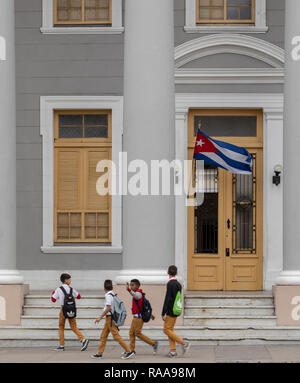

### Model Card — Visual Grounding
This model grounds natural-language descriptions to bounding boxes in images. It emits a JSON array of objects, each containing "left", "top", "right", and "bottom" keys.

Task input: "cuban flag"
[{"left": 193, "top": 130, "right": 252, "bottom": 175}]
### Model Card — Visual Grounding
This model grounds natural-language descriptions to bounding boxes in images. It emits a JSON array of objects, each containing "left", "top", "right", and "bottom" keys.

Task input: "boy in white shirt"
[
  {"left": 51, "top": 273, "right": 89, "bottom": 352},
  {"left": 91, "top": 279, "right": 134, "bottom": 360}
]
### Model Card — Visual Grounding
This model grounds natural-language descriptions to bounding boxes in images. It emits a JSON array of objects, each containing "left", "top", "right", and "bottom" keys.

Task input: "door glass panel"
[
  {"left": 232, "top": 154, "right": 256, "bottom": 253},
  {"left": 194, "top": 116, "right": 257, "bottom": 137},
  {"left": 194, "top": 163, "right": 218, "bottom": 254}
]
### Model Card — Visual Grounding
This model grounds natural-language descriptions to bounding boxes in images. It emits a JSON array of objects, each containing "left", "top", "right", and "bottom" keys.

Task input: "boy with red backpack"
[{"left": 126, "top": 279, "right": 158, "bottom": 355}]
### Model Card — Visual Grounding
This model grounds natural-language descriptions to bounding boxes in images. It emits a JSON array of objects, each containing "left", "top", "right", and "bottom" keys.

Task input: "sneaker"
[
  {"left": 167, "top": 351, "right": 177, "bottom": 358},
  {"left": 54, "top": 346, "right": 65, "bottom": 351},
  {"left": 121, "top": 351, "right": 135, "bottom": 356},
  {"left": 181, "top": 341, "right": 190, "bottom": 355},
  {"left": 153, "top": 341, "right": 159, "bottom": 354},
  {"left": 121, "top": 351, "right": 135, "bottom": 360},
  {"left": 91, "top": 354, "right": 103, "bottom": 359},
  {"left": 81, "top": 339, "right": 89, "bottom": 351}
]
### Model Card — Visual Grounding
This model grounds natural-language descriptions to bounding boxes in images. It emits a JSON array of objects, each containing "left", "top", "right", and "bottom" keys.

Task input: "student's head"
[
  {"left": 104, "top": 279, "right": 113, "bottom": 292},
  {"left": 168, "top": 265, "right": 177, "bottom": 278},
  {"left": 60, "top": 273, "right": 71, "bottom": 285},
  {"left": 130, "top": 279, "right": 141, "bottom": 292}
]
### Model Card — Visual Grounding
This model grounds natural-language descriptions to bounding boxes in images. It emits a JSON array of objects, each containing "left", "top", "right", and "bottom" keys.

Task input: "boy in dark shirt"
[{"left": 162, "top": 265, "right": 190, "bottom": 358}]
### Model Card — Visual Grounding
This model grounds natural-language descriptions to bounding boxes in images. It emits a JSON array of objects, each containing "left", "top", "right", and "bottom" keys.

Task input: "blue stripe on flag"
[
  {"left": 193, "top": 153, "right": 228, "bottom": 171},
  {"left": 200, "top": 131, "right": 251, "bottom": 158},
  {"left": 216, "top": 149, "right": 252, "bottom": 172}
]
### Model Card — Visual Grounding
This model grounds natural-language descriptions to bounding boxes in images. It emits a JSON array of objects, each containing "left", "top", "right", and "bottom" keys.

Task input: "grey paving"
[{"left": 1, "top": 345, "right": 300, "bottom": 363}]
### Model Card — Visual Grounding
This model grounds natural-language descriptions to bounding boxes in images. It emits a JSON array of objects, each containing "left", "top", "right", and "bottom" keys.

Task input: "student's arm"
[
  {"left": 95, "top": 305, "right": 111, "bottom": 323},
  {"left": 51, "top": 289, "right": 58, "bottom": 303},
  {"left": 130, "top": 291, "right": 142, "bottom": 300},
  {"left": 162, "top": 283, "right": 171, "bottom": 318},
  {"left": 73, "top": 288, "right": 81, "bottom": 300}
]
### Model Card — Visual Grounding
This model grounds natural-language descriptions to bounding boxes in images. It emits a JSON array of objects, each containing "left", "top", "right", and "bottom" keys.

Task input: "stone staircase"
[{"left": 1, "top": 292, "right": 300, "bottom": 347}]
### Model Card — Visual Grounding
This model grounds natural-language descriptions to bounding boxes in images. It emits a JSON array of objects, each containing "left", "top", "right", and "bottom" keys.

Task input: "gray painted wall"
[{"left": 15, "top": 0, "right": 285, "bottom": 270}]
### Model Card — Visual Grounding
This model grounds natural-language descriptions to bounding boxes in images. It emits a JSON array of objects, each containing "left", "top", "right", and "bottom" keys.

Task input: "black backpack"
[
  {"left": 135, "top": 294, "right": 152, "bottom": 323},
  {"left": 60, "top": 286, "right": 77, "bottom": 319}
]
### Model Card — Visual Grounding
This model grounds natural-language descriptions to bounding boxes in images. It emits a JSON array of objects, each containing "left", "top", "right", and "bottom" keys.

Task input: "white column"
[
  {"left": 0, "top": 0, "right": 23, "bottom": 284},
  {"left": 118, "top": 0, "right": 175, "bottom": 284},
  {"left": 263, "top": 111, "right": 283, "bottom": 289},
  {"left": 277, "top": 0, "right": 300, "bottom": 285}
]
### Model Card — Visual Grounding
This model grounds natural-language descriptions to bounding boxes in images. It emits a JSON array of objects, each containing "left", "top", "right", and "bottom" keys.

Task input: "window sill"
[
  {"left": 184, "top": 25, "right": 268, "bottom": 34},
  {"left": 40, "top": 27, "right": 124, "bottom": 35},
  {"left": 41, "top": 246, "right": 123, "bottom": 254}
]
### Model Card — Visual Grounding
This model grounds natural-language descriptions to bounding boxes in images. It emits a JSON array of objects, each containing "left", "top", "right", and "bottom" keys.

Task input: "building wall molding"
[
  {"left": 40, "top": 0, "right": 124, "bottom": 35},
  {"left": 22, "top": 269, "right": 120, "bottom": 290},
  {"left": 184, "top": 0, "right": 268, "bottom": 34},
  {"left": 175, "top": 34, "right": 285, "bottom": 69},
  {"left": 175, "top": 93, "right": 284, "bottom": 290},
  {"left": 40, "top": 95, "right": 123, "bottom": 254},
  {"left": 175, "top": 68, "right": 284, "bottom": 85}
]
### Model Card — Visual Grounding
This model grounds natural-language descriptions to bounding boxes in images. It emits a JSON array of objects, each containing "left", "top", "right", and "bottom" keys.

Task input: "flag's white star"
[{"left": 196, "top": 139, "right": 205, "bottom": 147}]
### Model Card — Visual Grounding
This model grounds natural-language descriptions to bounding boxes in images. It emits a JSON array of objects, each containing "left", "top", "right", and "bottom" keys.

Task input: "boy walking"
[
  {"left": 162, "top": 265, "right": 190, "bottom": 358},
  {"left": 91, "top": 279, "right": 134, "bottom": 360},
  {"left": 51, "top": 273, "right": 89, "bottom": 352},
  {"left": 126, "top": 279, "right": 158, "bottom": 355}
]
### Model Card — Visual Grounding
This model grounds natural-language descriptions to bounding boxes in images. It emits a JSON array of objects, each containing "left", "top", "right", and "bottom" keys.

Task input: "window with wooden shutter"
[
  {"left": 54, "top": 0, "right": 112, "bottom": 26},
  {"left": 54, "top": 110, "right": 111, "bottom": 243},
  {"left": 196, "top": 0, "right": 255, "bottom": 24}
]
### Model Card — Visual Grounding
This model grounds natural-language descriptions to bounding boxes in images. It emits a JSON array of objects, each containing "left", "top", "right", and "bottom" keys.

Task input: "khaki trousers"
[
  {"left": 59, "top": 309, "right": 84, "bottom": 346},
  {"left": 129, "top": 317, "right": 155, "bottom": 351},
  {"left": 98, "top": 316, "right": 130, "bottom": 355},
  {"left": 163, "top": 315, "right": 184, "bottom": 351}
]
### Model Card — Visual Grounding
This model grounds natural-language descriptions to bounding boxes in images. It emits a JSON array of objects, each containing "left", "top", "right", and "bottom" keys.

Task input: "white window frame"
[
  {"left": 40, "top": 96, "right": 123, "bottom": 254},
  {"left": 184, "top": 0, "right": 268, "bottom": 33},
  {"left": 41, "top": 0, "right": 124, "bottom": 35}
]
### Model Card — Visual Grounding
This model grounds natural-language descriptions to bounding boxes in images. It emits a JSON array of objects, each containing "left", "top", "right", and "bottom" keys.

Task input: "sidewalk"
[{"left": 1, "top": 345, "right": 300, "bottom": 363}]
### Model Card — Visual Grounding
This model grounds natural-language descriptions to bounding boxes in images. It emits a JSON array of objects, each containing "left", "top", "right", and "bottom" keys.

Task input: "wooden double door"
[{"left": 187, "top": 109, "right": 263, "bottom": 291}]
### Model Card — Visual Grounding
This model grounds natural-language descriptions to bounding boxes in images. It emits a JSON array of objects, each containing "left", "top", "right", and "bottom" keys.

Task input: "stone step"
[
  {"left": 25, "top": 296, "right": 105, "bottom": 307},
  {"left": 23, "top": 306, "right": 103, "bottom": 317},
  {"left": 184, "top": 296, "right": 274, "bottom": 307},
  {"left": 184, "top": 316, "right": 277, "bottom": 326},
  {"left": 2, "top": 325, "right": 300, "bottom": 342},
  {"left": 184, "top": 306, "right": 275, "bottom": 316}
]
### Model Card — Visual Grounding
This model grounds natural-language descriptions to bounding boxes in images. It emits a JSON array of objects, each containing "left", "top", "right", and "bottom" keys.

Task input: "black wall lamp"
[{"left": 273, "top": 165, "right": 283, "bottom": 186}]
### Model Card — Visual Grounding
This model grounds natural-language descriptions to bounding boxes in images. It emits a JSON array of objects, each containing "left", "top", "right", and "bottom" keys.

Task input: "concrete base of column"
[
  {"left": 0, "top": 284, "right": 29, "bottom": 325},
  {"left": 0, "top": 270, "right": 24, "bottom": 284},
  {"left": 273, "top": 285, "right": 300, "bottom": 326}
]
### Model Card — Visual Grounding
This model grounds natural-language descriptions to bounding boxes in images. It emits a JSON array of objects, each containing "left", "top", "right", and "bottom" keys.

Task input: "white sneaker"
[{"left": 181, "top": 341, "right": 191, "bottom": 355}]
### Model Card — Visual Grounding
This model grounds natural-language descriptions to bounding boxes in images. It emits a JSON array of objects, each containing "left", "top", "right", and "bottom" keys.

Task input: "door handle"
[
  {"left": 227, "top": 219, "right": 231, "bottom": 229},
  {"left": 226, "top": 248, "right": 230, "bottom": 257}
]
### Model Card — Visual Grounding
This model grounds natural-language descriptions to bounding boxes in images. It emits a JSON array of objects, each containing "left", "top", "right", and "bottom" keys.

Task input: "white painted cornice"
[
  {"left": 175, "top": 34, "right": 285, "bottom": 69},
  {"left": 175, "top": 68, "right": 284, "bottom": 85}
]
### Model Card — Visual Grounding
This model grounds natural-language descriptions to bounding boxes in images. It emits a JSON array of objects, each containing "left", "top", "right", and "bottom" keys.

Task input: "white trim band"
[
  {"left": 0, "top": 270, "right": 24, "bottom": 285},
  {"left": 115, "top": 270, "right": 169, "bottom": 285},
  {"left": 276, "top": 271, "right": 300, "bottom": 286},
  {"left": 41, "top": 246, "right": 123, "bottom": 254}
]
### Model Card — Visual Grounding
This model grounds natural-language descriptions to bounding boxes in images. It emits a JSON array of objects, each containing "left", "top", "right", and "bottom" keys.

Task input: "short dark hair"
[
  {"left": 168, "top": 265, "right": 177, "bottom": 277},
  {"left": 60, "top": 273, "right": 71, "bottom": 283},
  {"left": 130, "top": 279, "right": 140, "bottom": 287},
  {"left": 104, "top": 279, "right": 113, "bottom": 291}
]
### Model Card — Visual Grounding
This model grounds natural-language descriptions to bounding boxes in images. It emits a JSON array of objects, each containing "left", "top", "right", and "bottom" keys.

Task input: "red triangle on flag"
[{"left": 194, "top": 131, "right": 218, "bottom": 154}]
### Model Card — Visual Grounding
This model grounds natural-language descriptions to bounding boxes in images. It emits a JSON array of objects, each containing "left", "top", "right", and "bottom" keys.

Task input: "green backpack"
[{"left": 173, "top": 290, "right": 183, "bottom": 316}]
